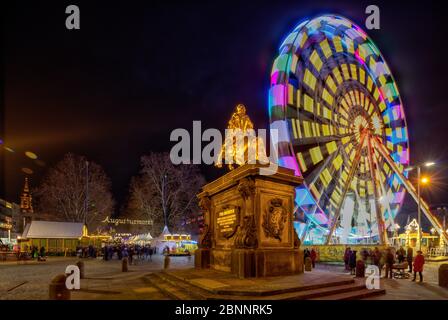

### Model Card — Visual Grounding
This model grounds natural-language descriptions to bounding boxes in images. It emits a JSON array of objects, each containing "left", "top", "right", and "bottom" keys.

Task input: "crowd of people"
[
  {"left": 304, "top": 246, "right": 426, "bottom": 283},
  {"left": 102, "top": 244, "right": 157, "bottom": 264},
  {"left": 29, "top": 245, "right": 46, "bottom": 260},
  {"left": 342, "top": 246, "right": 425, "bottom": 282}
]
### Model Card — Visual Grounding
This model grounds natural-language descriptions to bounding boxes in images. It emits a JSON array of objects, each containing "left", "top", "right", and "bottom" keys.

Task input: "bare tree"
[
  {"left": 35, "top": 153, "right": 114, "bottom": 230},
  {"left": 124, "top": 152, "right": 205, "bottom": 236}
]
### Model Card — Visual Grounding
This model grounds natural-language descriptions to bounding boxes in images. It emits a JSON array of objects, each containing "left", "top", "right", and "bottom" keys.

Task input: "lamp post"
[
  {"left": 417, "top": 165, "right": 421, "bottom": 251},
  {"left": 85, "top": 161, "right": 89, "bottom": 225},
  {"left": 405, "top": 161, "right": 435, "bottom": 251}
]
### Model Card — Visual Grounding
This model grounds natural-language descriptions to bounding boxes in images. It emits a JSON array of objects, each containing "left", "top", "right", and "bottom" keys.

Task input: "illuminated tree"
[
  {"left": 35, "top": 153, "right": 114, "bottom": 230},
  {"left": 124, "top": 152, "right": 205, "bottom": 236}
]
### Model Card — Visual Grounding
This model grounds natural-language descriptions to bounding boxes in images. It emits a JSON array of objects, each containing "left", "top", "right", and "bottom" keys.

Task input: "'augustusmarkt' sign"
[{"left": 102, "top": 216, "right": 153, "bottom": 226}]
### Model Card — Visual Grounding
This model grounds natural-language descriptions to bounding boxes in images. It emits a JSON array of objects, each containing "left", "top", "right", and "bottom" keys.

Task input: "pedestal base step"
[{"left": 144, "top": 268, "right": 385, "bottom": 300}]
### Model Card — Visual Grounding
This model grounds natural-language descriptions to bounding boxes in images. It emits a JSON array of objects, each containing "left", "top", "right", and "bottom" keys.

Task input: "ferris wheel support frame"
[
  {"left": 366, "top": 133, "right": 388, "bottom": 245},
  {"left": 325, "top": 131, "right": 367, "bottom": 245},
  {"left": 371, "top": 136, "right": 448, "bottom": 245}
]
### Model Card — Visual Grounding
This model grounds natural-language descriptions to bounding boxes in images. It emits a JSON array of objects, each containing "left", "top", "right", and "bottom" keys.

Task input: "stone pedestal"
[
  {"left": 194, "top": 248, "right": 210, "bottom": 269},
  {"left": 196, "top": 164, "right": 304, "bottom": 278}
]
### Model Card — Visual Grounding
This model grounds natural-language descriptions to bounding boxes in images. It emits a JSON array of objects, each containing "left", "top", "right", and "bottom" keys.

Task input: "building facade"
[{"left": 0, "top": 199, "right": 19, "bottom": 241}]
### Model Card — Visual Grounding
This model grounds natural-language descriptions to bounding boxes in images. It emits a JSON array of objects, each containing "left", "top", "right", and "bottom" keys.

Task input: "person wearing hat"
[{"left": 412, "top": 250, "right": 425, "bottom": 282}]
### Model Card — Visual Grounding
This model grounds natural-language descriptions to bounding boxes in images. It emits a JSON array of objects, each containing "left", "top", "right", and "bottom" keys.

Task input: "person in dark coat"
[
  {"left": 149, "top": 247, "right": 153, "bottom": 261},
  {"left": 39, "top": 246, "right": 46, "bottom": 258},
  {"left": 344, "top": 247, "right": 351, "bottom": 271},
  {"left": 129, "top": 247, "right": 134, "bottom": 265},
  {"left": 397, "top": 246, "right": 405, "bottom": 263},
  {"left": 407, "top": 247, "right": 413, "bottom": 273},
  {"left": 373, "top": 247, "right": 381, "bottom": 272},
  {"left": 349, "top": 250, "right": 357, "bottom": 275},
  {"left": 385, "top": 248, "right": 395, "bottom": 279}
]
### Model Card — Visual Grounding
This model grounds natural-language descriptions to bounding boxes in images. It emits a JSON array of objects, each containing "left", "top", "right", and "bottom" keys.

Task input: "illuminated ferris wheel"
[{"left": 268, "top": 15, "right": 448, "bottom": 245}]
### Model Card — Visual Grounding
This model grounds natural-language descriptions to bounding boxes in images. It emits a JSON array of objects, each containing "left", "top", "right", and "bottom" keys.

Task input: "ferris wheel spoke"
[
  {"left": 325, "top": 132, "right": 367, "bottom": 244},
  {"left": 371, "top": 136, "right": 448, "bottom": 245},
  {"left": 291, "top": 134, "right": 351, "bottom": 147},
  {"left": 366, "top": 135, "right": 388, "bottom": 244},
  {"left": 370, "top": 143, "right": 395, "bottom": 230},
  {"left": 305, "top": 146, "right": 340, "bottom": 186}
]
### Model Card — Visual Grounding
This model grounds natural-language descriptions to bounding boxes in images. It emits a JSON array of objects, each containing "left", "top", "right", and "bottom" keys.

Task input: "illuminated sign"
[
  {"left": 102, "top": 216, "right": 153, "bottom": 226},
  {"left": 216, "top": 206, "right": 239, "bottom": 238}
]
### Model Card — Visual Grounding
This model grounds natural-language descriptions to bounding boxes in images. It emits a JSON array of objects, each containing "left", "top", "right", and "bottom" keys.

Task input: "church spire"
[{"left": 20, "top": 177, "right": 34, "bottom": 214}]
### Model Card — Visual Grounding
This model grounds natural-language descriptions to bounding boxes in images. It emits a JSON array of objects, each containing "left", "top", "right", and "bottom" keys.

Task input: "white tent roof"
[
  {"left": 131, "top": 232, "right": 153, "bottom": 241},
  {"left": 160, "top": 225, "right": 171, "bottom": 236},
  {"left": 22, "top": 221, "right": 85, "bottom": 239}
]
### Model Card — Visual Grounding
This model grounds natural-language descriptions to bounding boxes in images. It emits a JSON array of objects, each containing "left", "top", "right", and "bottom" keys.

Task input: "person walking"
[
  {"left": 344, "top": 247, "right": 351, "bottom": 271},
  {"left": 412, "top": 250, "right": 425, "bottom": 282},
  {"left": 310, "top": 248, "right": 317, "bottom": 268},
  {"left": 149, "top": 247, "right": 153, "bottom": 261},
  {"left": 129, "top": 246, "right": 134, "bottom": 265},
  {"left": 397, "top": 246, "right": 405, "bottom": 263},
  {"left": 385, "top": 248, "right": 395, "bottom": 279},
  {"left": 407, "top": 247, "right": 413, "bottom": 273},
  {"left": 349, "top": 250, "right": 357, "bottom": 275},
  {"left": 39, "top": 246, "right": 46, "bottom": 258},
  {"left": 373, "top": 247, "right": 381, "bottom": 276}
]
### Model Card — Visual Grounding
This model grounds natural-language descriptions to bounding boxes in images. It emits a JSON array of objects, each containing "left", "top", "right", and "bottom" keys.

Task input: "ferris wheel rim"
[{"left": 269, "top": 14, "right": 410, "bottom": 243}]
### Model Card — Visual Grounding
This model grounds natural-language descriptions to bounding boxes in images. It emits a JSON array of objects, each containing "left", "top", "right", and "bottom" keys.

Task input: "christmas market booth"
[
  {"left": 152, "top": 226, "right": 197, "bottom": 256},
  {"left": 390, "top": 218, "right": 441, "bottom": 254},
  {"left": 19, "top": 221, "right": 111, "bottom": 256},
  {"left": 162, "top": 233, "right": 198, "bottom": 256}
]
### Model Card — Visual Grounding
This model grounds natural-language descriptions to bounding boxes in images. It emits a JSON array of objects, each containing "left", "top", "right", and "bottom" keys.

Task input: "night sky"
[{"left": 2, "top": 0, "right": 448, "bottom": 226}]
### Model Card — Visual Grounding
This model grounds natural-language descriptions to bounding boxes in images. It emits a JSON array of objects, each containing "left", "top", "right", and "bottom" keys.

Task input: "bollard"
[
  {"left": 49, "top": 274, "right": 70, "bottom": 300},
  {"left": 439, "top": 264, "right": 448, "bottom": 288},
  {"left": 76, "top": 261, "right": 85, "bottom": 279},
  {"left": 304, "top": 257, "right": 312, "bottom": 271},
  {"left": 164, "top": 255, "right": 170, "bottom": 269},
  {"left": 122, "top": 257, "right": 128, "bottom": 272},
  {"left": 355, "top": 260, "right": 365, "bottom": 278}
]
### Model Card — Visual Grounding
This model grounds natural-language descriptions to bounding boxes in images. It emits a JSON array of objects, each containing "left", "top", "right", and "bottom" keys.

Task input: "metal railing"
[{"left": 428, "top": 247, "right": 448, "bottom": 257}]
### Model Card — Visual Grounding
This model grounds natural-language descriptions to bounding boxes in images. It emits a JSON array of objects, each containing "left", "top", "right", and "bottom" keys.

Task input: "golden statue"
[{"left": 216, "top": 104, "right": 267, "bottom": 170}]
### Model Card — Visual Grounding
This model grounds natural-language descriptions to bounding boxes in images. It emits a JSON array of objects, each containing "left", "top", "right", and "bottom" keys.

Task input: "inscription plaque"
[{"left": 216, "top": 206, "right": 239, "bottom": 238}]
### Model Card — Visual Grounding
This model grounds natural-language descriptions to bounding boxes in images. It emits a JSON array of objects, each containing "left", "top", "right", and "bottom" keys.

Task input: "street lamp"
[{"left": 405, "top": 161, "right": 435, "bottom": 251}]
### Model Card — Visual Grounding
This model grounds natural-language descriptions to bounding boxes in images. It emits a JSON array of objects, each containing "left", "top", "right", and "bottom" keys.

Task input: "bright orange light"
[{"left": 421, "top": 176, "right": 430, "bottom": 185}]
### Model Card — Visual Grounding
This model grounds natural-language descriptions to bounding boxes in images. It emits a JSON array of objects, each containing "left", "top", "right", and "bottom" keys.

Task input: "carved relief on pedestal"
[
  {"left": 233, "top": 177, "right": 258, "bottom": 248},
  {"left": 234, "top": 214, "right": 258, "bottom": 249},
  {"left": 198, "top": 194, "right": 212, "bottom": 249},
  {"left": 237, "top": 177, "right": 255, "bottom": 200},
  {"left": 262, "top": 198, "right": 287, "bottom": 241}
]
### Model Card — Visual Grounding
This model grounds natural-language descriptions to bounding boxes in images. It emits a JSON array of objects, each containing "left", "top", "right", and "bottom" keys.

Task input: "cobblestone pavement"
[
  {"left": 315, "top": 262, "right": 448, "bottom": 300},
  {"left": 2, "top": 256, "right": 447, "bottom": 300},
  {"left": 0, "top": 254, "right": 193, "bottom": 300}
]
